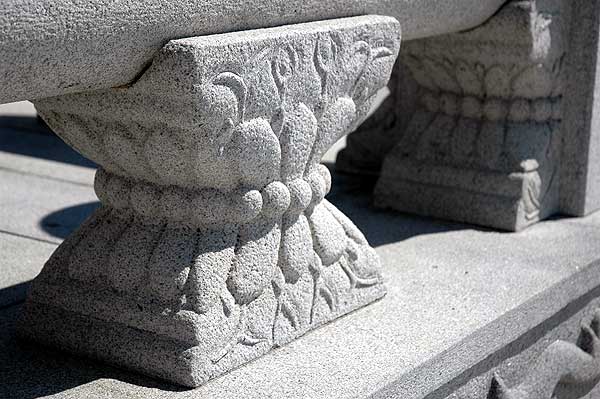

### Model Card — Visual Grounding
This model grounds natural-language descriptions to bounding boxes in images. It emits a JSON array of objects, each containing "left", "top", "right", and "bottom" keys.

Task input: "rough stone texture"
[
  {"left": 0, "top": 168, "right": 97, "bottom": 244},
  {"left": 340, "top": 0, "right": 571, "bottom": 231},
  {"left": 560, "top": 0, "right": 600, "bottom": 218},
  {"left": 379, "top": 259, "right": 600, "bottom": 399},
  {"left": 4, "top": 108, "right": 600, "bottom": 397},
  {"left": 17, "top": 16, "right": 401, "bottom": 387},
  {"left": 0, "top": 0, "right": 506, "bottom": 104},
  {"left": 3, "top": 114, "right": 600, "bottom": 396}
]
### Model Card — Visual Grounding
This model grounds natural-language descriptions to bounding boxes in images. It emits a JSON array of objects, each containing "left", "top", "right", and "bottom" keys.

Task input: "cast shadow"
[
  {"left": 40, "top": 202, "right": 101, "bottom": 239},
  {"left": 323, "top": 162, "right": 489, "bottom": 246},
  {"left": 0, "top": 117, "right": 96, "bottom": 168}
]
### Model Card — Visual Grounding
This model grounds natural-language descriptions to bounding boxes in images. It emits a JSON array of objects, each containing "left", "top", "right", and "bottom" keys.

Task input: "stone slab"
[
  {"left": 0, "top": 1, "right": 506, "bottom": 103},
  {"left": 3, "top": 167, "right": 600, "bottom": 397}
]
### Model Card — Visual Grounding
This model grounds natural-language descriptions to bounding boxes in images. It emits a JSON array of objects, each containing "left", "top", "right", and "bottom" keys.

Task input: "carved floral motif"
[
  {"left": 489, "top": 309, "right": 600, "bottom": 399},
  {"left": 22, "top": 16, "right": 401, "bottom": 386}
]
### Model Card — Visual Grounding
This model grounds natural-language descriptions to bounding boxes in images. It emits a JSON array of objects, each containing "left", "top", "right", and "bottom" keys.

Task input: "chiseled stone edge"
[{"left": 489, "top": 311, "right": 600, "bottom": 399}]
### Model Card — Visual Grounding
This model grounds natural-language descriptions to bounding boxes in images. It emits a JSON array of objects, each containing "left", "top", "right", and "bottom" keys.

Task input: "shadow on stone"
[
  {"left": 40, "top": 202, "right": 101, "bottom": 239},
  {"left": 0, "top": 117, "right": 96, "bottom": 168},
  {"left": 323, "top": 162, "right": 491, "bottom": 246},
  {"left": 0, "top": 282, "right": 30, "bottom": 309}
]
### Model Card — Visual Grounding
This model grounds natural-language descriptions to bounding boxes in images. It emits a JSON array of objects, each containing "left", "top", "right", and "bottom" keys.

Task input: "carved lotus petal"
[
  {"left": 227, "top": 221, "right": 281, "bottom": 305},
  {"left": 311, "top": 97, "right": 356, "bottom": 165},
  {"left": 104, "top": 133, "right": 154, "bottom": 181},
  {"left": 353, "top": 48, "right": 396, "bottom": 110},
  {"left": 512, "top": 65, "right": 554, "bottom": 98},
  {"left": 108, "top": 223, "right": 161, "bottom": 293},
  {"left": 485, "top": 65, "right": 512, "bottom": 98},
  {"left": 147, "top": 225, "right": 195, "bottom": 302},
  {"left": 422, "top": 57, "right": 461, "bottom": 93},
  {"left": 309, "top": 203, "right": 346, "bottom": 266},
  {"left": 455, "top": 60, "right": 484, "bottom": 96},
  {"left": 193, "top": 83, "right": 239, "bottom": 141},
  {"left": 279, "top": 215, "right": 313, "bottom": 284},
  {"left": 403, "top": 54, "right": 438, "bottom": 91},
  {"left": 187, "top": 229, "right": 237, "bottom": 313},
  {"left": 145, "top": 129, "right": 193, "bottom": 189},
  {"left": 315, "top": 35, "right": 338, "bottom": 72},
  {"left": 228, "top": 118, "right": 281, "bottom": 187},
  {"left": 279, "top": 102, "right": 318, "bottom": 180}
]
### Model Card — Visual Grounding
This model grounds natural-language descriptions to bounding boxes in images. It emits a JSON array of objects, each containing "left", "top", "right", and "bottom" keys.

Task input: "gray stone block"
[{"left": 17, "top": 16, "right": 400, "bottom": 387}]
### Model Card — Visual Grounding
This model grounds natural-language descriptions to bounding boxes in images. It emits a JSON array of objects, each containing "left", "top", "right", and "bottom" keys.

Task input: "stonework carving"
[
  {"left": 17, "top": 16, "right": 401, "bottom": 387},
  {"left": 341, "top": 0, "right": 568, "bottom": 231},
  {"left": 488, "top": 309, "right": 600, "bottom": 399}
]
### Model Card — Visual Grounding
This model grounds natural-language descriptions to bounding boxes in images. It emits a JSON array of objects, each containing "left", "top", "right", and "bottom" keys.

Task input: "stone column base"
[
  {"left": 19, "top": 199, "right": 384, "bottom": 387},
  {"left": 341, "top": 0, "right": 568, "bottom": 231},
  {"left": 16, "top": 16, "right": 400, "bottom": 387}
]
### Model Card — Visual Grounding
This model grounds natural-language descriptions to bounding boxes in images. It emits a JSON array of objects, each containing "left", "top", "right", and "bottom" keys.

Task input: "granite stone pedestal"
[
  {"left": 339, "top": 0, "right": 600, "bottom": 231},
  {"left": 15, "top": 16, "right": 401, "bottom": 387}
]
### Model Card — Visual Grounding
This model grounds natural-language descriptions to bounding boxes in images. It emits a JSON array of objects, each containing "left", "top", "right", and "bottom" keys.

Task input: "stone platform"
[{"left": 2, "top": 107, "right": 600, "bottom": 398}]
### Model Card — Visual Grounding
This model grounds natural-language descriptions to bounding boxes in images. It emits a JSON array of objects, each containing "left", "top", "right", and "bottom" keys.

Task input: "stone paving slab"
[{"left": 0, "top": 127, "right": 96, "bottom": 185}]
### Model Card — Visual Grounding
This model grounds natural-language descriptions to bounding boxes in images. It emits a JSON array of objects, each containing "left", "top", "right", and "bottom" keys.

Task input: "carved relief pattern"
[
  {"left": 369, "top": 1, "right": 566, "bottom": 230},
  {"left": 397, "top": 53, "right": 563, "bottom": 174},
  {"left": 27, "top": 17, "right": 400, "bottom": 385},
  {"left": 489, "top": 309, "right": 600, "bottom": 399}
]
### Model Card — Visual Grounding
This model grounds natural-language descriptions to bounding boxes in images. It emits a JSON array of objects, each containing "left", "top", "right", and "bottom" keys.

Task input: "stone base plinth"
[
  {"left": 375, "top": 158, "right": 558, "bottom": 231},
  {"left": 14, "top": 16, "right": 400, "bottom": 387},
  {"left": 339, "top": 1, "right": 569, "bottom": 231}
]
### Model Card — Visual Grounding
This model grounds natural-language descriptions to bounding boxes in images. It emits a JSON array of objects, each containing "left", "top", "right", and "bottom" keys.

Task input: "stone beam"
[
  {"left": 16, "top": 16, "right": 400, "bottom": 387},
  {"left": 0, "top": 0, "right": 504, "bottom": 103}
]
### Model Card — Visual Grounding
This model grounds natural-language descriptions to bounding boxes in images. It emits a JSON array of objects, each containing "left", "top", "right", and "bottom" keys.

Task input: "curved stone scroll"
[
  {"left": 489, "top": 310, "right": 600, "bottom": 399},
  {"left": 17, "top": 16, "right": 401, "bottom": 387}
]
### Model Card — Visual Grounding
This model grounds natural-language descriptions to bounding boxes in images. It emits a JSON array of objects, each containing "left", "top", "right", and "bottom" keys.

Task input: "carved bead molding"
[
  {"left": 17, "top": 16, "right": 401, "bottom": 387},
  {"left": 488, "top": 309, "right": 600, "bottom": 399},
  {"left": 341, "top": 0, "right": 567, "bottom": 231}
]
